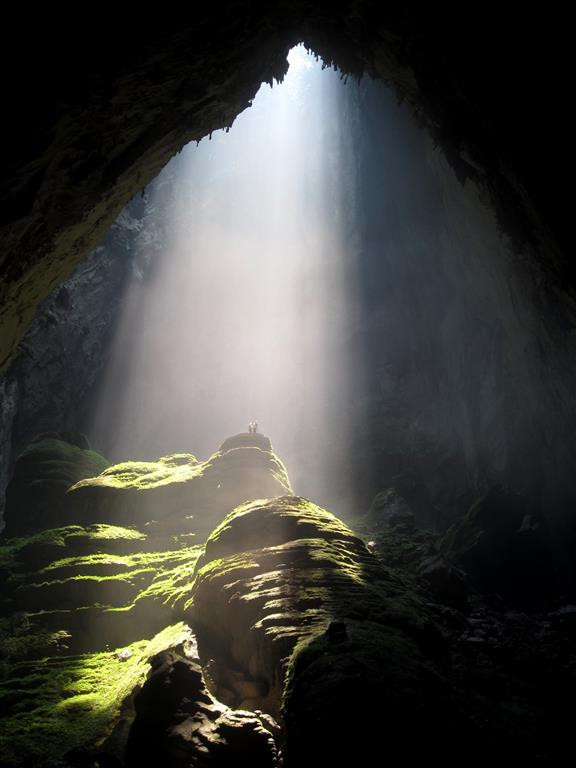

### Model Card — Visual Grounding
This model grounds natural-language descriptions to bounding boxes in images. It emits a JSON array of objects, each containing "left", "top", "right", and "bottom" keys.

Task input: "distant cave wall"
[
  {"left": 0, "top": 196, "right": 149, "bottom": 521},
  {"left": 0, "top": 161, "right": 194, "bottom": 523},
  {"left": 346, "top": 82, "right": 576, "bottom": 536}
]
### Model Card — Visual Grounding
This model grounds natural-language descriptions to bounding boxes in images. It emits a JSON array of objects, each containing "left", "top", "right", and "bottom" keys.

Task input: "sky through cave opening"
[{"left": 90, "top": 45, "right": 366, "bottom": 514}]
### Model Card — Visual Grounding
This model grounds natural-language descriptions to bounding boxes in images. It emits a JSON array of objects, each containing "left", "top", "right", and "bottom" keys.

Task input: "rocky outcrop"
[
  {"left": 0, "top": 623, "right": 194, "bottom": 768},
  {"left": 441, "top": 486, "right": 559, "bottom": 608},
  {"left": 3, "top": 433, "right": 109, "bottom": 536},
  {"left": 67, "top": 436, "right": 291, "bottom": 533},
  {"left": 0, "top": 432, "right": 290, "bottom": 766},
  {"left": 1, "top": 434, "right": 576, "bottom": 765},
  {"left": 189, "top": 495, "right": 458, "bottom": 763},
  {"left": 125, "top": 649, "right": 280, "bottom": 768},
  {"left": 0, "top": 521, "right": 202, "bottom": 657}
]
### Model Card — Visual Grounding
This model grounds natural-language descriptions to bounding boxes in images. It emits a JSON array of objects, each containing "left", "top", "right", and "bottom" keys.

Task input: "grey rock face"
[{"left": 0, "top": 194, "right": 155, "bottom": 524}]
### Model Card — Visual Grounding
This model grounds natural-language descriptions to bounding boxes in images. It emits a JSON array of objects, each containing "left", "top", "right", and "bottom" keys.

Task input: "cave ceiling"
[{"left": 0, "top": 4, "right": 572, "bottom": 372}]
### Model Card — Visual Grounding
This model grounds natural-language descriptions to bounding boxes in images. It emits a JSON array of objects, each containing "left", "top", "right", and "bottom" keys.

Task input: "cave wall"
[
  {"left": 344, "top": 81, "right": 576, "bottom": 534},
  {"left": 0, "top": 6, "right": 574, "bottom": 537},
  {"left": 0, "top": 196, "right": 146, "bottom": 520},
  {"left": 0, "top": 6, "right": 571, "bottom": 375}
]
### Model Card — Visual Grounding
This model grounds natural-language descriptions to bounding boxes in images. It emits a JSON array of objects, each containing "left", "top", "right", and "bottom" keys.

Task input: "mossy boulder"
[
  {"left": 66, "top": 439, "right": 291, "bottom": 533},
  {"left": 3, "top": 433, "right": 110, "bottom": 536},
  {"left": 189, "top": 495, "right": 460, "bottom": 762},
  {"left": 0, "top": 623, "right": 193, "bottom": 768}
]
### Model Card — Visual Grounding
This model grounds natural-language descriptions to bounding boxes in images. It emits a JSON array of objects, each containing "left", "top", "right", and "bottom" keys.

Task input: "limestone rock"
[
  {"left": 441, "top": 486, "right": 558, "bottom": 607},
  {"left": 0, "top": 523, "right": 202, "bottom": 656},
  {"left": 125, "top": 649, "right": 280, "bottom": 767},
  {"left": 66, "top": 440, "right": 291, "bottom": 533},
  {"left": 189, "top": 495, "right": 460, "bottom": 763},
  {"left": 0, "top": 623, "right": 193, "bottom": 768},
  {"left": 3, "top": 433, "right": 109, "bottom": 536},
  {"left": 366, "top": 487, "right": 415, "bottom": 531},
  {"left": 220, "top": 432, "right": 272, "bottom": 452}
]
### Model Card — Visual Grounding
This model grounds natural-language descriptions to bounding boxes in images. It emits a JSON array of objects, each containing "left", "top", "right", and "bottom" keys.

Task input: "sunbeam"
[{"left": 90, "top": 45, "right": 365, "bottom": 514}]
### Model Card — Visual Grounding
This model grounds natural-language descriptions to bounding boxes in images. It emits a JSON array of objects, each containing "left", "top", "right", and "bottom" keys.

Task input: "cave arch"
[{"left": 0, "top": 7, "right": 572, "bottom": 374}]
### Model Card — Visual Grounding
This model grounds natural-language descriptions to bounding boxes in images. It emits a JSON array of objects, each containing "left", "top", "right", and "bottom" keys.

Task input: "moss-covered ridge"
[
  {"left": 0, "top": 623, "right": 192, "bottom": 768},
  {"left": 0, "top": 519, "right": 202, "bottom": 766},
  {"left": 3, "top": 433, "right": 110, "bottom": 536},
  {"left": 189, "top": 496, "right": 445, "bottom": 725},
  {"left": 67, "top": 441, "right": 291, "bottom": 532},
  {"left": 0, "top": 523, "right": 202, "bottom": 658}
]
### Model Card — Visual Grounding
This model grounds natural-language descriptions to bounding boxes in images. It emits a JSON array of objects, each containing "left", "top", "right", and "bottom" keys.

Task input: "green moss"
[
  {"left": 3, "top": 435, "right": 110, "bottom": 536},
  {"left": 37, "top": 546, "right": 195, "bottom": 579},
  {"left": 0, "top": 623, "right": 191, "bottom": 768},
  {"left": 133, "top": 546, "right": 203, "bottom": 612},
  {"left": 65, "top": 446, "right": 292, "bottom": 532},
  {"left": 189, "top": 494, "right": 442, "bottom": 725},
  {"left": 0, "top": 614, "right": 71, "bottom": 662},
  {"left": 0, "top": 525, "right": 148, "bottom": 574},
  {"left": 70, "top": 454, "right": 201, "bottom": 492},
  {"left": 204, "top": 496, "right": 354, "bottom": 560}
]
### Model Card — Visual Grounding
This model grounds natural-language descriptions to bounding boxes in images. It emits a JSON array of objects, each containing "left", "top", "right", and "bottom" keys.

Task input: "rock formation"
[
  {"left": 1, "top": 434, "right": 575, "bottom": 765},
  {"left": 3, "top": 433, "right": 109, "bottom": 536}
]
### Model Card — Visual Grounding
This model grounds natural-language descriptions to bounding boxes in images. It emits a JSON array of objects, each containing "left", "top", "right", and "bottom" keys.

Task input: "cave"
[{"left": 1, "top": 7, "right": 575, "bottom": 767}]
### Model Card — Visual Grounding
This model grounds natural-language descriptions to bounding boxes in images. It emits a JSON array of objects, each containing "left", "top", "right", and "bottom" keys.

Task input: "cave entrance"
[
  {"left": 86, "top": 44, "right": 369, "bottom": 517},
  {"left": 3, "top": 40, "right": 543, "bottom": 533}
]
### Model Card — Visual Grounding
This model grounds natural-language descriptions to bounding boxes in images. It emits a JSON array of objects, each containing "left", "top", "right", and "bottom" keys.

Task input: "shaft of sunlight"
[{"left": 91, "top": 44, "right": 364, "bottom": 513}]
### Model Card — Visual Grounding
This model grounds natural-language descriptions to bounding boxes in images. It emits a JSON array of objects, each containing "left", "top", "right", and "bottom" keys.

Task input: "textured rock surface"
[
  {"left": 1, "top": 437, "right": 575, "bottom": 764},
  {"left": 0, "top": 522, "right": 202, "bottom": 656},
  {"left": 441, "top": 486, "right": 558, "bottom": 607},
  {"left": 189, "top": 495, "right": 456, "bottom": 759},
  {"left": 67, "top": 438, "right": 291, "bottom": 532},
  {"left": 0, "top": 194, "right": 151, "bottom": 523},
  {"left": 0, "top": 623, "right": 193, "bottom": 768},
  {"left": 125, "top": 649, "right": 280, "bottom": 768},
  {"left": 3, "top": 433, "right": 109, "bottom": 536}
]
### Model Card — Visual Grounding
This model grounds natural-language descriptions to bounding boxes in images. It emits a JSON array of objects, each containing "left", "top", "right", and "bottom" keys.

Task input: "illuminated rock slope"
[
  {"left": 0, "top": 433, "right": 289, "bottom": 767},
  {"left": 190, "top": 495, "right": 457, "bottom": 764},
  {"left": 1, "top": 433, "right": 574, "bottom": 766}
]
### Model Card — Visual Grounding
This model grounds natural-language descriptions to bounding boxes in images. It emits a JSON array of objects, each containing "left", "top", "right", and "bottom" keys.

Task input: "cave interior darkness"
[{"left": 0, "top": 8, "right": 575, "bottom": 768}]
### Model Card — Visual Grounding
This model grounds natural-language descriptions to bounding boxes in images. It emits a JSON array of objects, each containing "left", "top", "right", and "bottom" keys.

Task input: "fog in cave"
[
  {"left": 3, "top": 20, "right": 576, "bottom": 767},
  {"left": 90, "top": 46, "right": 368, "bottom": 510}
]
